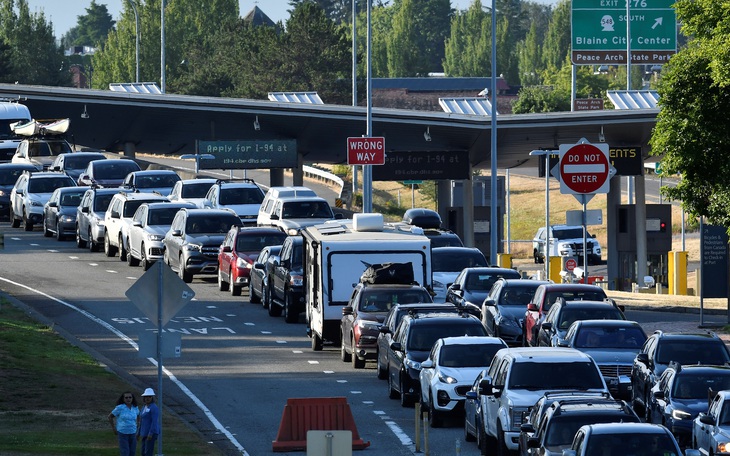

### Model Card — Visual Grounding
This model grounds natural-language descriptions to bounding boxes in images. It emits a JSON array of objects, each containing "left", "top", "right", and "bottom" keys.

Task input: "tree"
[
  {"left": 62, "top": 0, "right": 115, "bottom": 49},
  {"left": 541, "top": 0, "right": 570, "bottom": 71},
  {"left": 650, "top": 0, "right": 730, "bottom": 227},
  {"left": 443, "top": 0, "right": 490, "bottom": 77},
  {"left": 387, "top": 0, "right": 423, "bottom": 76},
  {"left": 288, "top": 0, "right": 351, "bottom": 24},
  {"left": 516, "top": 22, "right": 542, "bottom": 86}
]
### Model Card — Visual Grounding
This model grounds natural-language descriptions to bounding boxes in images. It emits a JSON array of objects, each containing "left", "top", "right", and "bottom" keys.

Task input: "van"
[
  {"left": 0, "top": 101, "right": 31, "bottom": 162},
  {"left": 257, "top": 186, "right": 318, "bottom": 226}
]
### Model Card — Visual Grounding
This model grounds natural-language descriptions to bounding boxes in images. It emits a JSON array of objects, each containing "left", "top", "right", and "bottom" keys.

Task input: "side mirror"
[
  {"left": 132, "top": 220, "right": 141, "bottom": 227},
  {"left": 653, "top": 390, "right": 665, "bottom": 400},
  {"left": 390, "top": 342, "right": 402, "bottom": 352},
  {"left": 379, "top": 326, "right": 391, "bottom": 334},
  {"left": 450, "top": 284, "right": 462, "bottom": 291},
  {"left": 171, "top": 229, "right": 182, "bottom": 237},
  {"left": 342, "top": 307, "right": 353, "bottom": 316},
  {"left": 270, "top": 214, "right": 280, "bottom": 220},
  {"left": 334, "top": 213, "right": 344, "bottom": 219},
  {"left": 542, "top": 322, "right": 553, "bottom": 331},
  {"left": 527, "top": 303, "right": 538, "bottom": 312},
  {"left": 221, "top": 245, "right": 232, "bottom": 253},
  {"left": 556, "top": 338, "right": 569, "bottom": 347},
  {"left": 698, "top": 412, "right": 714, "bottom": 425},
  {"left": 484, "top": 299, "right": 496, "bottom": 307},
  {"left": 421, "top": 359, "right": 434, "bottom": 369},
  {"left": 48, "top": 201, "right": 58, "bottom": 208},
  {"left": 636, "top": 352, "right": 650, "bottom": 365},
  {"left": 254, "top": 262, "right": 265, "bottom": 270},
  {"left": 520, "top": 423, "right": 535, "bottom": 433},
  {"left": 81, "top": 206, "right": 89, "bottom": 213}
]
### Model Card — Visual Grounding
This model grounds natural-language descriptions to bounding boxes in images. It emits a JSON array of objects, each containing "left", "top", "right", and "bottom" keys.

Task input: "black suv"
[
  {"left": 481, "top": 278, "right": 550, "bottom": 346},
  {"left": 385, "top": 312, "right": 487, "bottom": 407},
  {"left": 536, "top": 297, "right": 625, "bottom": 347},
  {"left": 401, "top": 207, "right": 463, "bottom": 247},
  {"left": 340, "top": 283, "right": 433, "bottom": 369},
  {"left": 268, "top": 235, "right": 304, "bottom": 323},
  {"left": 519, "top": 393, "right": 639, "bottom": 455},
  {"left": 631, "top": 330, "right": 730, "bottom": 421}
]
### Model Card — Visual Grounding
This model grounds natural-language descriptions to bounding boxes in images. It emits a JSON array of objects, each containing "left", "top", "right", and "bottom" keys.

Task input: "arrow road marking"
[{"left": 652, "top": 17, "right": 663, "bottom": 29}]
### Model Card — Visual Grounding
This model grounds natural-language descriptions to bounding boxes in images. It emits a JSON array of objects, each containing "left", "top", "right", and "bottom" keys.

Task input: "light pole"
[
  {"left": 530, "top": 149, "right": 553, "bottom": 281},
  {"left": 489, "top": 0, "right": 498, "bottom": 265},
  {"left": 127, "top": 0, "right": 139, "bottom": 83}
]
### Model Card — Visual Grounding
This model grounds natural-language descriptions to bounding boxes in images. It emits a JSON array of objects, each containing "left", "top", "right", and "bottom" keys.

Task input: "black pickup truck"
[{"left": 268, "top": 235, "right": 305, "bottom": 323}]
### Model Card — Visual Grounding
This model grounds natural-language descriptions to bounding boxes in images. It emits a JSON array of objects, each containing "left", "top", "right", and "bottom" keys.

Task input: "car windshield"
[
  {"left": 186, "top": 215, "right": 240, "bottom": 234},
  {"left": 439, "top": 343, "right": 503, "bottom": 368},
  {"left": 28, "top": 140, "right": 72, "bottom": 157},
  {"left": 465, "top": 271, "right": 521, "bottom": 292},
  {"left": 359, "top": 289, "right": 432, "bottom": 312},
  {"left": 433, "top": 250, "right": 488, "bottom": 272},
  {"left": 64, "top": 155, "right": 103, "bottom": 170},
  {"left": 407, "top": 323, "right": 487, "bottom": 351},
  {"left": 544, "top": 415, "right": 640, "bottom": 447},
  {"left": 575, "top": 326, "right": 647, "bottom": 349},
  {"left": 93, "top": 193, "right": 114, "bottom": 212},
  {"left": 123, "top": 200, "right": 152, "bottom": 217},
  {"left": 508, "top": 361, "right": 604, "bottom": 390},
  {"left": 552, "top": 228, "right": 586, "bottom": 239},
  {"left": 136, "top": 173, "right": 180, "bottom": 189},
  {"left": 181, "top": 182, "right": 215, "bottom": 198},
  {"left": 94, "top": 162, "right": 139, "bottom": 179},
  {"left": 0, "top": 168, "right": 27, "bottom": 185},
  {"left": 148, "top": 207, "right": 183, "bottom": 225},
  {"left": 544, "top": 290, "right": 607, "bottom": 312},
  {"left": 655, "top": 340, "right": 730, "bottom": 365},
  {"left": 59, "top": 191, "right": 85, "bottom": 206},
  {"left": 281, "top": 201, "right": 333, "bottom": 218},
  {"left": 558, "top": 308, "right": 624, "bottom": 330},
  {"left": 672, "top": 374, "right": 730, "bottom": 399},
  {"left": 235, "top": 233, "right": 287, "bottom": 253},
  {"left": 28, "top": 177, "right": 74, "bottom": 193},
  {"left": 220, "top": 187, "right": 263, "bottom": 205},
  {"left": 499, "top": 286, "right": 540, "bottom": 306},
  {"left": 584, "top": 433, "right": 677, "bottom": 456}
]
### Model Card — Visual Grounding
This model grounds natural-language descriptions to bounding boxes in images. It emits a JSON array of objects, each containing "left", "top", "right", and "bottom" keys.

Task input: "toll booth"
[
  {"left": 446, "top": 177, "right": 505, "bottom": 260},
  {"left": 615, "top": 204, "right": 672, "bottom": 291}
]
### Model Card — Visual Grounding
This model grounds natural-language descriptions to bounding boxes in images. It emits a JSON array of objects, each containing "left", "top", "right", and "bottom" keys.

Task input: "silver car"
[
  {"left": 76, "top": 187, "right": 129, "bottom": 251},
  {"left": 126, "top": 201, "right": 195, "bottom": 270}
]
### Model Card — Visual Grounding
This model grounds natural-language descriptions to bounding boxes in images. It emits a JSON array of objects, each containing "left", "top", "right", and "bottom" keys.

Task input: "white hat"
[{"left": 141, "top": 388, "right": 155, "bottom": 397}]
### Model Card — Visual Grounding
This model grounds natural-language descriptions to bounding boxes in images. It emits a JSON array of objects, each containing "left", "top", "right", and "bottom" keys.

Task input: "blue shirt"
[
  {"left": 111, "top": 404, "right": 139, "bottom": 434},
  {"left": 139, "top": 403, "right": 160, "bottom": 437}
]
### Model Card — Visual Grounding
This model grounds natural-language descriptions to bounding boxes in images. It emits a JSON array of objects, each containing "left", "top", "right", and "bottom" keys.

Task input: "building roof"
[
  {"left": 243, "top": 6, "right": 276, "bottom": 27},
  {"left": 607, "top": 90, "right": 660, "bottom": 109}
]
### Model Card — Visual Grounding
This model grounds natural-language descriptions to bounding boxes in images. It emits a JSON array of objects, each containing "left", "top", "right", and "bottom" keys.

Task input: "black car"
[
  {"left": 536, "top": 298, "right": 625, "bottom": 347},
  {"left": 0, "top": 163, "right": 36, "bottom": 216},
  {"left": 50, "top": 151, "right": 106, "bottom": 181},
  {"left": 631, "top": 330, "right": 730, "bottom": 422},
  {"left": 481, "top": 278, "right": 550, "bottom": 346},
  {"left": 42, "top": 186, "right": 88, "bottom": 241},
  {"left": 446, "top": 267, "right": 522, "bottom": 318},
  {"left": 249, "top": 244, "right": 283, "bottom": 307},
  {"left": 386, "top": 312, "right": 487, "bottom": 407}
]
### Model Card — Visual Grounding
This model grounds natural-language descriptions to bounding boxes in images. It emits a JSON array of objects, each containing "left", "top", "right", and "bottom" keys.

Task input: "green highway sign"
[
  {"left": 571, "top": 0, "right": 677, "bottom": 64},
  {"left": 402, "top": 180, "right": 423, "bottom": 185}
]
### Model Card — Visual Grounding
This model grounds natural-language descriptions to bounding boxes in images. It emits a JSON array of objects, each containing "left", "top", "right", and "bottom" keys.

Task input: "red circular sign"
[
  {"left": 560, "top": 143, "right": 609, "bottom": 194},
  {"left": 565, "top": 258, "right": 577, "bottom": 272}
]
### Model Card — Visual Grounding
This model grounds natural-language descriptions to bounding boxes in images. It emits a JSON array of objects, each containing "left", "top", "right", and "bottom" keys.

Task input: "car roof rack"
[{"left": 215, "top": 178, "right": 256, "bottom": 185}]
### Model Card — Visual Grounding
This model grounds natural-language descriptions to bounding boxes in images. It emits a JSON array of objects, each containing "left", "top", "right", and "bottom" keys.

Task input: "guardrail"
[{"left": 303, "top": 165, "right": 344, "bottom": 194}]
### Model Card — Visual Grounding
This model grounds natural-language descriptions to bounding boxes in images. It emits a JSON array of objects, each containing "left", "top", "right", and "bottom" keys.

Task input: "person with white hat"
[{"left": 138, "top": 387, "right": 160, "bottom": 456}]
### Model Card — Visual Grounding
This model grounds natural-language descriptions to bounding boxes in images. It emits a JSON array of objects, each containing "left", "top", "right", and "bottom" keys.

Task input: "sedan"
[
  {"left": 43, "top": 186, "right": 88, "bottom": 240},
  {"left": 445, "top": 267, "right": 521, "bottom": 318},
  {"left": 249, "top": 244, "right": 283, "bottom": 307}
]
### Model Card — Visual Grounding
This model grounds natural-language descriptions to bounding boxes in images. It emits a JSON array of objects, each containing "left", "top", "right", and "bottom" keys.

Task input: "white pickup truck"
[{"left": 532, "top": 224, "right": 602, "bottom": 265}]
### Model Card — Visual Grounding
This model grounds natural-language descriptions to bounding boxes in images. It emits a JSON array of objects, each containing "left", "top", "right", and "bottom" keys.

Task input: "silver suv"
[
  {"left": 103, "top": 191, "right": 170, "bottom": 261},
  {"left": 76, "top": 187, "right": 129, "bottom": 251},
  {"left": 468, "top": 347, "right": 609, "bottom": 454},
  {"left": 9, "top": 170, "right": 76, "bottom": 230},
  {"left": 203, "top": 179, "right": 265, "bottom": 226}
]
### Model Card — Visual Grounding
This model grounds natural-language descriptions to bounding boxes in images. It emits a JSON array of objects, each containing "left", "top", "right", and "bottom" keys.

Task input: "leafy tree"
[
  {"left": 62, "top": 0, "right": 115, "bottom": 49},
  {"left": 354, "top": 2, "right": 396, "bottom": 78},
  {"left": 541, "top": 0, "right": 570, "bottom": 71},
  {"left": 288, "top": 0, "right": 352, "bottom": 24},
  {"left": 512, "top": 85, "right": 569, "bottom": 113},
  {"left": 443, "top": 0, "right": 490, "bottom": 77},
  {"left": 516, "top": 22, "right": 542, "bottom": 86},
  {"left": 387, "top": 0, "right": 422, "bottom": 76},
  {"left": 0, "top": 38, "right": 13, "bottom": 81},
  {"left": 650, "top": 0, "right": 730, "bottom": 227}
]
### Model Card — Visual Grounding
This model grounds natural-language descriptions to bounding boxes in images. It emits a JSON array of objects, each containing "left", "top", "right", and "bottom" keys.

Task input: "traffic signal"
[{"left": 660, "top": 221, "right": 667, "bottom": 232}]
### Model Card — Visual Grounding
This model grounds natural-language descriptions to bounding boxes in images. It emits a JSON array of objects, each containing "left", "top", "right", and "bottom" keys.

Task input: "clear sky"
[{"left": 26, "top": 0, "right": 555, "bottom": 39}]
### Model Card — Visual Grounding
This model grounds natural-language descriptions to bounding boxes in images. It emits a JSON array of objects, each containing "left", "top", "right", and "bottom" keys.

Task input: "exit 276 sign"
[{"left": 347, "top": 137, "right": 385, "bottom": 165}]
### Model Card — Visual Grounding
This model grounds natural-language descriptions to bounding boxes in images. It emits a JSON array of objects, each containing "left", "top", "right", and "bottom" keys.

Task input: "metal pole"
[
  {"left": 128, "top": 0, "right": 139, "bottom": 83},
  {"left": 626, "top": 0, "right": 631, "bottom": 89},
  {"left": 352, "top": 0, "right": 359, "bottom": 198},
  {"left": 161, "top": 0, "right": 166, "bottom": 93},
  {"left": 545, "top": 153, "right": 550, "bottom": 279},
  {"left": 505, "top": 169, "right": 510, "bottom": 254},
  {"left": 489, "top": 0, "right": 498, "bottom": 265},
  {"left": 363, "top": 0, "right": 373, "bottom": 213},
  {"left": 156, "top": 264, "right": 164, "bottom": 456}
]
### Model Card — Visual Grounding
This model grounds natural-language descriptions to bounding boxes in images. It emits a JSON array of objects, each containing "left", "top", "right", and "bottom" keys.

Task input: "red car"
[
  {"left": 523, "top": 283, "right": 607, "bottom": 347},
  {"left": 217, "top": 226, "right": 287, "bottom": 296}
]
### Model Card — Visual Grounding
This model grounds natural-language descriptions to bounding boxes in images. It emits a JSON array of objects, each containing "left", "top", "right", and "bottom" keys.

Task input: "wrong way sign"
[
  {"left": 347, "top": 137, "right": 385, "bottom": 165},
  {"left": 558, "top": 139, "right": 614, "bottom": 195}
]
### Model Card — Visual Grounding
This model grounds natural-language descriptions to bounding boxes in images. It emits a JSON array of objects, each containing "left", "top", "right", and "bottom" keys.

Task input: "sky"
[{"left": 25, "top": 0, "right": 554, "bottom": 39}]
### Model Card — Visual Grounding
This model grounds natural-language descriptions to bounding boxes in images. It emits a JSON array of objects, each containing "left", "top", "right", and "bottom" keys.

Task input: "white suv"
[
  {"left": 203, "top": 179, "right": 265, "bottom": 226},
  {"left": 257, "top": 186, "right": 318, "bottom": 226},
  {"left": 103, "top": 191, "right": 170, "bottom": 261},
  {"left": 532, "top": 225, "right": 602, "bottom": 265}
]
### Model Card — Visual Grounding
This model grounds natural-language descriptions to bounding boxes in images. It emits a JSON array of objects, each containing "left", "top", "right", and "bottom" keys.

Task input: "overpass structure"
[{"left": 0, "top": 83, "right": 661, "bottom": 289}]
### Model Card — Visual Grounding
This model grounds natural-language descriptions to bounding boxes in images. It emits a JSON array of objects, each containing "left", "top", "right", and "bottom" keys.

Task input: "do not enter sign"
[{"left": 558, "top": 139, "right": 613, "bottom": 195}]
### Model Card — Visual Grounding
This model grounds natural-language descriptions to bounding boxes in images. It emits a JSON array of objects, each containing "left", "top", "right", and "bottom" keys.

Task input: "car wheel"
[
  {"left": 76, "top": 225, "right": 87, "bottom": 248},
  {"left": 311, "top": 331, "right": 323, "bottom": 351},
  {"left": 464, "top": 413, "right": 476, "bottom": 442},
  {"left": 249, "top": 282, "right": 261, "bottom": 304},
  {"left": 261, "top": 283, "right": 270, "bottom": 309},
  {"left": 43, "top": 218, "right": 52, "bottom": 237},
  {"left": 496, "top": 424, "right": 509, "bottom": 456},
  {"left": 118, "top": 235, "right": 127, "bottom": 262},
  {"left": 23, "top": 212, "right": 33, "bottom": 231},
  {"left": 377, "top": 354, "right": 388, "bottom": 380},
  {"left": 218, "top": 269, "right": 229, "bottom": 291},
  {"left": 400, "top": 375, "right": 414, "bottom": 407},
  {"left": 340, "top": 333, "right": 351, "bottom": 362},
  {"left": 268, "top": 287, "right": 282, "bottom": 316},
  {"left": 56, "top": 222, "right": 65, "bottom": 241},
  {"left": 127, "top": 247, "right": 139, "bottom": 266},
  {"left": 178, "top": 254, "right": 192, "bottom": 283},
  {"left": 477, "top": 421, "right": 488, "bottom": 455},
  {"left": 352, "top": 336, "right": 365, "bottom": 369},
  {"left": 89, "top": 229, "right": 99, "bottom": 252},
  {"left": 428, "top": 394, "right": 442, "bottom": 428},
  {"left": 533, "top": 249, "right": 540, "bottom": 263},
  {"left": 10, "top": 207, "right": 20, "bottom": 228},
  {"left": 104, "top": 233, "right": 116, "bottom": 257},
  {"left": 284, "top": 292, "right": 298, "bottom": 323},
  {"left": 230, "top": 271, "right": 242, "bottom": 296},
  {"left": 388, "top": 371, "right": 399, "bottom": 400},
  {"left": 140, "top": 245, "right": 151, "bottom": 271}
]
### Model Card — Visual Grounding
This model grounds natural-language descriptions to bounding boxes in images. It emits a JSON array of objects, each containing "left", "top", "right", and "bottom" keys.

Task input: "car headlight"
[
  {"left": 29, "top": 199, "right": 43, "bottom": 207},
  {"left": 671, "top": 409, "right": 692, "bottom": 420},
  {"left": 146, "top": 234, "right": 164, "bottom": 242},
  {"left": 236, "top": 257, "right": 253, "bottom": 269},
  {"left": 184, "top": 243, "right": 202, "bottom": 252},
  {"left": 438, "top": 373, "right": 458, "bottom": 384},
  {"left": 405, "top": 358, "right": 421, "bottom": 370},
  {"left": 60, "top": 215, "right": 74, "bottom": 223},
  {"left": 717, "top": 442, "right": 730, "bottom": 453},
  {"left": 0, "top": 190, "right": 6, "bottom": 197},
  {"left": 289, "top": 274, "right": 303, "bottom": 287},
  {"left": 356, "top": 320, "right": 381, "bottom": 331}
]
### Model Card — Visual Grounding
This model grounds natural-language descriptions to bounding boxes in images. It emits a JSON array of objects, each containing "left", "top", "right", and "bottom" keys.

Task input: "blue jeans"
[
  {"left": 141, "top": 435, "right": 158, "bottom": 456},
  {"left": 117, "top": 433, "right": 137, "bottom": 456}
]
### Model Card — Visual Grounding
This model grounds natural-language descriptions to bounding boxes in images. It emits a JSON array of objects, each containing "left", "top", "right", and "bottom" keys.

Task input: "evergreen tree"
[
  {"left": 443, "top": 0, "right": 490, "bottom": 77},
  {"left": 62, "top": 0, "right": 115, "bottom": 49}
]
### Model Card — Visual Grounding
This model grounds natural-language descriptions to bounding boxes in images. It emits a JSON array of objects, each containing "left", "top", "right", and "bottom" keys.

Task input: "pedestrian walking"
[
  {"left": 108, "top": 391, "right": 140, "bottom": 456},
  {"left": 138, "top": 388, "right": 160, "bottom": 456}
]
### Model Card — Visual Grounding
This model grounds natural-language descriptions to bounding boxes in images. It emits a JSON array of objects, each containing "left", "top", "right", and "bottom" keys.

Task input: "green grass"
[{"left": 0, "top": 297, "right": 223, "bottom": 456}]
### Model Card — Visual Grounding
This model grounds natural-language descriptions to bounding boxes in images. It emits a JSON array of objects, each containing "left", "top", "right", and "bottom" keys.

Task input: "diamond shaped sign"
[{"left": 126, "top": 261, "right": 195, "bottom": 327}]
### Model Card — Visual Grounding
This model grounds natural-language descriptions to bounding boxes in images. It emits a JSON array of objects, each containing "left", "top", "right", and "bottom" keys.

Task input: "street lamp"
[
  {"left": 127, "top": 0, "right": 140, "bottom": 83},
  {"left": 530, "top": 149, "right": 555, "bottom": 280}
]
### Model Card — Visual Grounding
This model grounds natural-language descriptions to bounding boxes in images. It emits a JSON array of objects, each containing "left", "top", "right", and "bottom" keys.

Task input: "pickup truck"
[
  {"left": 268, "top": 235, "right": 304, "bottom": 323},
  {"left": 532, "top": 225, "right": 602, "bottom": 265}
]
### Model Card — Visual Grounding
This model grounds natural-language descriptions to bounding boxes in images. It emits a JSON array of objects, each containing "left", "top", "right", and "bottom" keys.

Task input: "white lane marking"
[
  {"left": 323, "top": 370, "right": 334, "bottom": 374},
  {"left": 308, "top": 360, "right": 319, "bottom": 364},
  {"left": 385, "top": 420, "right": 413, "bottom": 446},
  {"left": 337, "top": 380, "right": 347, "bottom": 383},
  {"left": 0, "top": 276, "right": 249, "bottom": 456},
  {"left": 126, "top": 277, "right": 136, "bottom": 280},
  {"left": 48, "top": 249, "right": 59, "bottom": 253},
  {"left": 106, "top": 270, "right": 118, "bottom": 274},
  {"left": 69, "top": 256, "right": 79, "bottom": 260},
  {"left": 292, "top": 350, "right": 303, "bottom": 354},
  {"left": 89, "top": 263, "right": 98, "bottom": 266},
  {"left": 261, "top": 331, "right": 271, "bottom": 334}
]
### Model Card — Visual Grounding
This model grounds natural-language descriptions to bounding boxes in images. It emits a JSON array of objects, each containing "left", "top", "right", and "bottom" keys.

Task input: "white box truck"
[{"left": 301, "top": 213, "right": 433, "bottom": 351}]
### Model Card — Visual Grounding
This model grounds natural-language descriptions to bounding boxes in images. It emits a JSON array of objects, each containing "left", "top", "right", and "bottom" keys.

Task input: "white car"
[
  {"left": 167, "top": 178, "right": 217, "bottom": 208},
  {"left": 9, "top": 170, "right": 76, "bottom": 231},
  {"left": 419, "top": 336, "right": 506, "bottom": 428},
  {"left": 693, "top": 390, "right": 730, "bottom": 456},
  {"left": 120, "top": 169, "right": 181, "bottom": 196},
  {"left": 104, "top": 191, "right": 170, "bottom": 261},
  {"left": 203, "top": 179, "right": 265, "bottom": 226},
  {"left": 431, "top": 247, "right": 489, "bottom": 301},
  {"left": 126, "top": 201, "right": 195, "bottom": 270}
]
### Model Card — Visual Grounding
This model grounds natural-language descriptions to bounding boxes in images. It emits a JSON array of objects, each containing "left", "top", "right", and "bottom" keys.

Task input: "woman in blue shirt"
[
  {"left": 138, "top": 388, "right": 161, "bottom": 456},
  {"left": 108, "top": 391, "right": 140, "bottom": 456}
]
